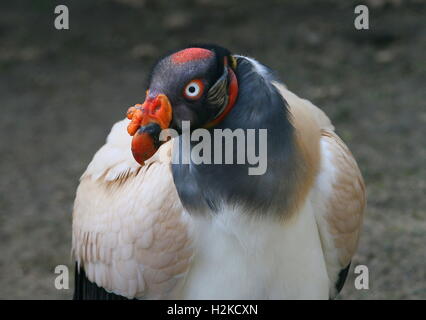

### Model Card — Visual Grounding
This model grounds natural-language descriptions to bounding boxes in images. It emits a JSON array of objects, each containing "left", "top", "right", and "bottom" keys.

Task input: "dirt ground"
[{"left": 0, "top": 0, "right": 425, "bottom": 299}]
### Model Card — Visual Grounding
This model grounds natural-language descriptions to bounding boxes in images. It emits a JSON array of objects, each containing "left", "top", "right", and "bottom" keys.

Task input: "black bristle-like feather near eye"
[{"left": 207, "top": 66, "right": 229, "bottom": 109}]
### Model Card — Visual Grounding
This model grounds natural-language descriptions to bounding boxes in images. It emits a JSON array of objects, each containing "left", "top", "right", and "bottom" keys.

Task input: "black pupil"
[{"left": 188, "top": 86, "right": 196, "bottom": 93}]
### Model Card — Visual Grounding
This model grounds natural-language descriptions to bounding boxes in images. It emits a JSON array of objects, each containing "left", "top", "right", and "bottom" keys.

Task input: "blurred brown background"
[{"left": 0, "top": 0, "right": 425, "bottom": 299}]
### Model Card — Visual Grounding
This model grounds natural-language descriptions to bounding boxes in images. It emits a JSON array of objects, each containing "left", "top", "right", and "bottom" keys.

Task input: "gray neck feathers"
[{"left": 172, "top": 57, "right": 301, "bottom": 218}]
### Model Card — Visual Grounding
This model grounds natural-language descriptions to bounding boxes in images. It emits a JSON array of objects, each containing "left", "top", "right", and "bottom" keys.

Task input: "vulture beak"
[{"left": 126, "top": 92, "right": 172, "bottom": 165}]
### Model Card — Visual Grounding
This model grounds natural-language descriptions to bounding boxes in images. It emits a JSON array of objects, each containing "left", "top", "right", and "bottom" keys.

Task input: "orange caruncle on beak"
[
  {"left": 126, "top": 92, "right": 172, "bottom": 165},
  {"left": 127, "top": 93, "right": 172, "bottom": 134}
]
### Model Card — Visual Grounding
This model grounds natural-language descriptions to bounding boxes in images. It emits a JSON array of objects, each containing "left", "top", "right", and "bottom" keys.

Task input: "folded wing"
[
  {"left": 276, "top": 84, "right": 366, "bottom": 298},
  {"left": 314, "top": 129, "right": 366, "bottom": 297},
  {"left": 72, "top": 119, "right": 193, "bottom": 299}
]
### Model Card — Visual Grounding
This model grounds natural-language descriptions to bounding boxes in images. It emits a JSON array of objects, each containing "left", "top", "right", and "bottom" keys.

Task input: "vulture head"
[{"left": 126, "top": 44, "right": 239, "bottom": 165}]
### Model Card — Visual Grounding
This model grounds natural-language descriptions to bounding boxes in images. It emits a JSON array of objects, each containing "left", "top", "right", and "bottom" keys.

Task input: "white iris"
[{"left": 185, "top": 82, "right": 200, "bottom": 97}]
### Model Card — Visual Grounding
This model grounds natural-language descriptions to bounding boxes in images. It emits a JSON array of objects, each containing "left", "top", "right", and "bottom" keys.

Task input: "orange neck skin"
[{"left": 204, "top": 67, "right": 239, "bottom": 129}]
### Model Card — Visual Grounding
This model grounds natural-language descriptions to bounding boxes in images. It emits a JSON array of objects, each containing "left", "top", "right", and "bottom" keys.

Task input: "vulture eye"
[{"left": 183, "top": 79, "right": 204, "bottom": 100}]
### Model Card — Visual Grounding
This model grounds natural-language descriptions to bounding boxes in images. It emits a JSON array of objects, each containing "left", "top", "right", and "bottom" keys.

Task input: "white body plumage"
[{"left": 72, "top": 57, "right": 365, "bottom": 300}]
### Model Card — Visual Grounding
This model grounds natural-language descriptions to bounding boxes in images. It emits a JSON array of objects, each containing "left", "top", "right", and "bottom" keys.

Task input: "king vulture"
[{"left": 72, "top": 44, "right": 366, "bottom": 300}]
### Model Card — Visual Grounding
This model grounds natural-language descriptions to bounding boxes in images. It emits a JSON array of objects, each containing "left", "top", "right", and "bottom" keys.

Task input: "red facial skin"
[
  {"left": 126, "top": 93, "right": 172, "bottom": 165},
  {"left": 171, "top": 48, "right": 213, "bottom": 64}
]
